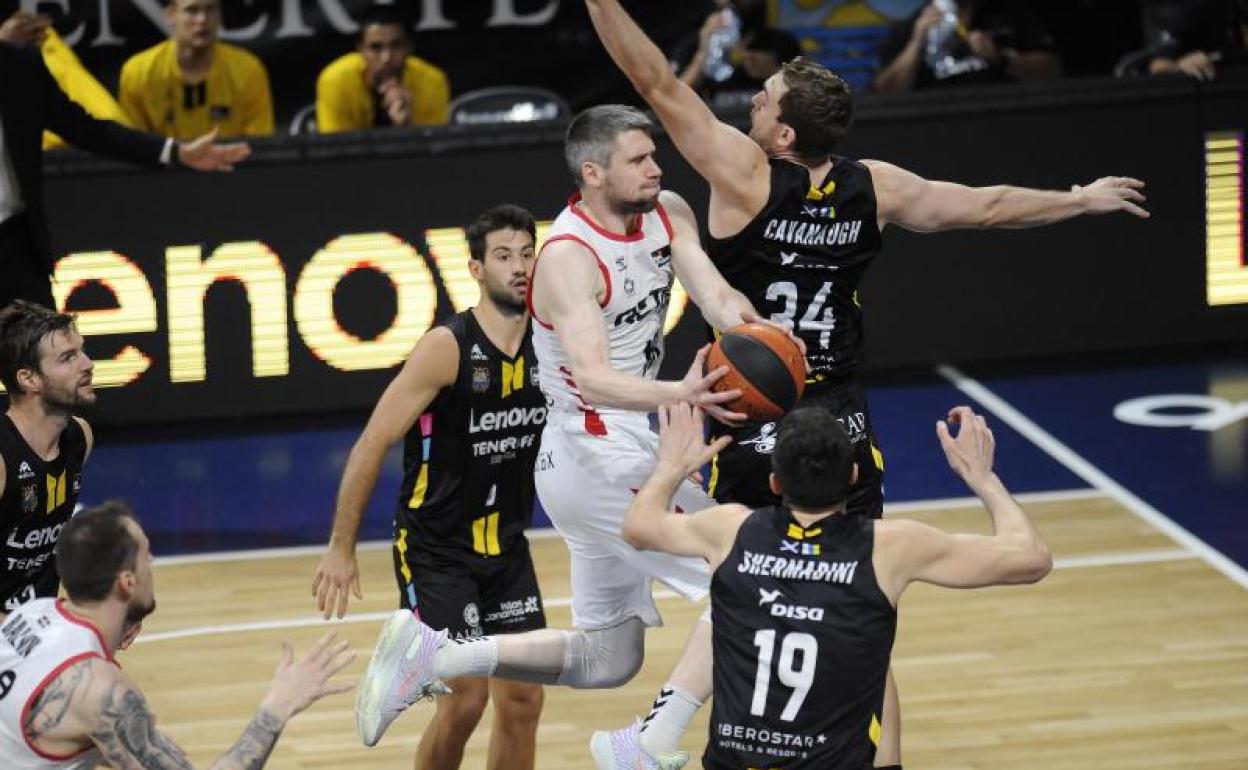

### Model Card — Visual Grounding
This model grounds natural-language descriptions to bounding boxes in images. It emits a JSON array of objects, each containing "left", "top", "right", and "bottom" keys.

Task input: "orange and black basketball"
[{"left": 706, "top": 322, "right": 805, "bottom": 421}]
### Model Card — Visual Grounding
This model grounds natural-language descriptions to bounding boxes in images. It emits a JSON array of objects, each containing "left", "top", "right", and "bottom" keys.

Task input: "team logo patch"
[
  {"left": 472, "top": 366, "right": 491, "bottom": 393},
  {"left": 781, "top": 540, "right": 822, "bottom": 556},
  {"left": 21, "top": 484, "right": 38, "bottom": 514},
  {"left": 650, "top": 245, "right": 672, "bottom": 269},
  {"left": 802, "top": 203, "right": 837, "bottom": 220},
  {"left": 463, "top": 602, "right": 480, "bottom": 628},
  {"left": 740, "top": 422, "right": 777, "bottom": 454},
  {"left": 623, "top": 276, "right": 636, "bottom": 296},
  {"left": 72, "top": 475, "right": 81, "bottom": 494}
]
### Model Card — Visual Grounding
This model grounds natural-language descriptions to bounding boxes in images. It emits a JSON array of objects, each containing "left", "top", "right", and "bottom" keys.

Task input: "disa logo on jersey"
[{"left": 757, "top": 587, "right": 825, "bottom": 621}]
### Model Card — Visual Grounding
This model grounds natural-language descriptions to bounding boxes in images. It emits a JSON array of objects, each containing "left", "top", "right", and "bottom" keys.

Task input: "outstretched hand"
[
  {"left": 657, "top": 401, "right": 732, "bottom": 479},
  {"left": 936, "top": 406, "right": 997, "bottom": 491},
  {"left": 261, "top": 632, "right": 356, "bottom": 722},
  {"left": 177, "top": 127, "right": 252, "bottom": 172},
  {"left": 0, "top": 11, "right": 49, "bottom": 46},
  {"left": 1073, "top": 176, "right": 1148, "bottom": 218},
  {"left": 680, "top": 345, "right": 746, "bottom": 426}
]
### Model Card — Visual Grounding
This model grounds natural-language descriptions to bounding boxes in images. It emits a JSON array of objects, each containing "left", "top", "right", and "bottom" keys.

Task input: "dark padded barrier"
[{"left": 40, "top": 74, "right": 1248, "bottom": 425}]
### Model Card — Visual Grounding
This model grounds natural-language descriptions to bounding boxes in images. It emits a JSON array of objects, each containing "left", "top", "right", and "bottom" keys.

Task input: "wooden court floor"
[{"left": 128, "top": 493, "right": 1248, "bottom": 769}]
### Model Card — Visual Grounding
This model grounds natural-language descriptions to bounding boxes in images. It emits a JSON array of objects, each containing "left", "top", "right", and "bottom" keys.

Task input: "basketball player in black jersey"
[
  {"left": 586, "top": 0, "right": 1146, "bottom": 764},
  {"left": 311, "top": 205, "right": 546, "bottom": 770},
  {"left": 0, "top": 300, "right": 95, "bottom": 619},
  {"left": 623, "top": 401, "right": 1051, "bottom": 770}
]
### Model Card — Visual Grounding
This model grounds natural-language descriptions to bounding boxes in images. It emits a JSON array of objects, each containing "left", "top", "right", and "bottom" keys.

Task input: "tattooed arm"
[
  {"left": 87, "top": 672, "right": 284, "bottom": 770},
  {"left": 26, "top": 632, "right": 354, "bottom": 769}
]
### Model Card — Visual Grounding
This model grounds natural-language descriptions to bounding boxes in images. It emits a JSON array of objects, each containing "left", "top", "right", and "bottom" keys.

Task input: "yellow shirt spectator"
[
  {"left": 40, "top": 28, "right": 131, "bottom": 150},
  {"left": 317, "top": 52, "right": 450, "bottom": 133},
  {"left": 119, "top": 40, "right": 273, "bottom": 140}
]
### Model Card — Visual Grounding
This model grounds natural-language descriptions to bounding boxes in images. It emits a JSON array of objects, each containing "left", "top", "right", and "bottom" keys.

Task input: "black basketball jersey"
[
  {"left": 709, "top": 157, "right": 883, "bottom": 396},
  {"left": 0, "top": 415, "right": 86, "bottom": 612},
  {"left": 395, "top": 310, "right": 545, "bottom": 558},
  {"left": 705, "top": 506, "right": 896, "bottom": 770}
]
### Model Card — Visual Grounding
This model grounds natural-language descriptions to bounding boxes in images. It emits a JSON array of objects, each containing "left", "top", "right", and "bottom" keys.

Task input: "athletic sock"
[
  {"left": 431, "top": 635, "right": 498, "bottom": 680},
  {"left": 637, "top": 682, "right": 703, "bottom": 756}
]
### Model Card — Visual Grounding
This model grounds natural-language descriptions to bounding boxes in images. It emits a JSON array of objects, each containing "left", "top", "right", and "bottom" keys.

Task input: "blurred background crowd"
[{"left": 4, "top": 0, "right": 1245, "bottom": 146}]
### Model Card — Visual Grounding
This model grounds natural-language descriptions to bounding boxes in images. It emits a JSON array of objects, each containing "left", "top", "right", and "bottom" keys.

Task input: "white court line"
[
  {"left": 133, "top": 548, "right": 1193, "bottom": 645},
  {"left": 937, "top": 363, "right": 1248, "bottom": 592},
  {"left": 152, "top": 529, "right": 566, "bottom": 567},
  {"left": 884, "top": 487, "right": 1101, "bottom": 514},
  {"left": 153, "top": 490, "right": 1097, "bottom": 568}
]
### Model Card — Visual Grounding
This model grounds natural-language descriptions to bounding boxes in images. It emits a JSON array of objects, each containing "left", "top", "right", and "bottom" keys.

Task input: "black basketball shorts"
[
  {"left": 709, "top": 379, "right": 885, "bottom": 519},
  {"left": 391, "top": 536, "right": 547, "bottom": 640}
]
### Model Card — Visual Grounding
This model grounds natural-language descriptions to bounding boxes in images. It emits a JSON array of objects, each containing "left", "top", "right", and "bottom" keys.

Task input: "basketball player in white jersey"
[
  {"left": 0, "top": 501, "right": 354, "bottom": 769},
  {"left": 356, "top": 105, "right": 799, "bottom": 768}
]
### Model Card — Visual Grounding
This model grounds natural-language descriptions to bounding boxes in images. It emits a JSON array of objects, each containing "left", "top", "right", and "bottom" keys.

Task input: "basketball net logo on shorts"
[
  {"left": 463, "top": 603, "right": 480, "bottom": 629},
  {"left": 740, "top": 423, "right": 778, "bottom": 454}
]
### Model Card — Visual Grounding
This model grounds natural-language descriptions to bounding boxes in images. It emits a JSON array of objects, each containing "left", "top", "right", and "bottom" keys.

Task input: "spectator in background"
[
  {"left": 0, "top": 41, "right": 249, "bottom": 310},
  {"left": 672, "top": 0, "right": 801, "bottom": 112},
  {"left": 119, "top": 0, "right": 273, "bottom": 140},
  {"left": 874, "top": 0, "right": 1062, "bottom": 93},
  {"left": 316, "top": 5, "right": 450, "bottom": 133},
  {"left": 0, "top": 9, "right": 131, "bottom": 150},
  {"left": 1144, "top": 0, "right": 1246, "bottom": 81}
]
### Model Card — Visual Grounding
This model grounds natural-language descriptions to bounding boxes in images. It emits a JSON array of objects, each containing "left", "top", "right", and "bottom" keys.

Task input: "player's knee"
[
  {"left": 492, "top": 682, "right": 544, "bottom": 727},
  {"left": 559, "top": 617, "right": 646, "bottom": 689},
  {"left": 437, "top": 678, "right": 489, "bottom": 730}
]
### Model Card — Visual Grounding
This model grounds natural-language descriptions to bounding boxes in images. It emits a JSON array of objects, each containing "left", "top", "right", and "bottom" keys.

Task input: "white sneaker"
[
  {"left": 590, "top": 719, "right": 689, "bottom": 770},
  {"left": 355, "top": 609, "right": 451, "bottom": 747}
]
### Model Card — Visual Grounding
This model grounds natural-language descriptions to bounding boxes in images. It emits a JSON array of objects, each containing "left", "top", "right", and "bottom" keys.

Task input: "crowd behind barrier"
[{"left": 3, "top": 1, "right": 1245, "bottom": 142}]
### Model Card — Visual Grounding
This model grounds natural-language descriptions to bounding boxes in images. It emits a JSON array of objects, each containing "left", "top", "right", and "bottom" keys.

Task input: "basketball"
[{"left": 706, "top": 322, "right": 805, "bottom": 421}]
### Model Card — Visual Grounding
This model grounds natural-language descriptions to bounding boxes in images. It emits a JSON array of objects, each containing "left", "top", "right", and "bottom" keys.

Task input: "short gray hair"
[{"left": 564, "top": 105, "right": 654, "bottom": 186}]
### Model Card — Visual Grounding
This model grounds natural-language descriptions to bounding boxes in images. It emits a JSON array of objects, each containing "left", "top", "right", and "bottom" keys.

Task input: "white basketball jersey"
[
  {"left": 0, "top": 599, "right": 109, "bottom": 769},
  {"left": 530, "top": 193, "right": 676, "bottom": 434}
]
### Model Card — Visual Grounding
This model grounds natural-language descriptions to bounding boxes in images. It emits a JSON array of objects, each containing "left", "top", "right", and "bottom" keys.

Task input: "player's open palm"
[
  {"left": 658, "top": 402, "right": 732, "bottom": 478},
  {"left": 178, "top": 127, "right": 252, "bottom": 172},
  {"left": 312, "top": 545, "right": 362, "bottom": 619},
  {"left": 261, "top": 632, "right": 356, "bottom": 721},
  {"left": 1073, "top": 176, "right": 1148, "bottom": 218},
  {"left": 936, "top": 406, "right": 996, "bottom": 490}
]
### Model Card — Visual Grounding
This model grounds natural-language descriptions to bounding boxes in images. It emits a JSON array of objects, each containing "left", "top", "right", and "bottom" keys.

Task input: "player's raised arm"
[
  {"left": 312, "top": 328, "right": 458, "bottom": 619},
  {"left": 662, "top": 191, "right": 757, "bottom": 331},
  {"left": 584, "top": 0, "right": 767, "bottom": 214},
  {"left": 874, "top": 407, "right": 1052, "bottom": 603},
  {"left": 622, "top": 402, "right": 748, "bottom": 567},
  {"left": 866, "top": 159, "right": 1148, "bottom": 233}
]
